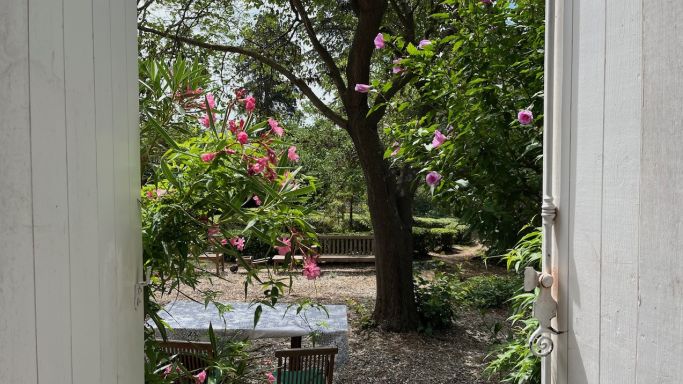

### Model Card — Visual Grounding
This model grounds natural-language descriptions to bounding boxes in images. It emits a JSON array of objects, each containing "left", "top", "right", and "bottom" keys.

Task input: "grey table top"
[{"left": 150, "top": 301, "right": 348, "bottom": 340}]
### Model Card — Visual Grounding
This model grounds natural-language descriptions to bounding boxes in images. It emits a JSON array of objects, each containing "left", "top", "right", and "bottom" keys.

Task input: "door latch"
[
  {"left": 524, "top": 267, "right": 558, "bottom": 357},
  {"left": 134, "top": 266, "right": 152, "bottom": 310}
]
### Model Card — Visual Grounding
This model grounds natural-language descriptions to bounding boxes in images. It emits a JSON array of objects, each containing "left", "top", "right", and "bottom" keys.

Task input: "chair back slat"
[
  {"left": 157, "top": 339, "right": 214, "bottom": 373},
  {"left": 274, "top": 347, "right": 337, "bottom": 384}
]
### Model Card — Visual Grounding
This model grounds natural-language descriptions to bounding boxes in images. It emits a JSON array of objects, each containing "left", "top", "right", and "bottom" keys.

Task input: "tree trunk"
[
  {"left": 347, "top": 117, "right": 418, "bottom": 331},
  {"left": 349, "top": 197, "right": 354, "bottom": 230}
]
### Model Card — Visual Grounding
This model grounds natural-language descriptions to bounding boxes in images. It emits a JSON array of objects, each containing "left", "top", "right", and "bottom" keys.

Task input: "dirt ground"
[{"left": 158, "top": 246, "right": 510, "bottom": 383}]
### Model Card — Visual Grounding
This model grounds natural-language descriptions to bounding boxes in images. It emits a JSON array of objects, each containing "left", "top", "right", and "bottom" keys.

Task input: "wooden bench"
[{"left": 273, "top": 234, "right": 375, "bottom": 266}]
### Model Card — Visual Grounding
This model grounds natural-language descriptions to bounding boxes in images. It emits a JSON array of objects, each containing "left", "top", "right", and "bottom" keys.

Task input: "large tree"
[{"left": 138, "top": 0, "right": 438, "bottom": 330}]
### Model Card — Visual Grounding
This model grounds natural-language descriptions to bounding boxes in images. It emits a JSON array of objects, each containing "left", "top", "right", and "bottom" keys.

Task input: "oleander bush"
[{"left": 139, "top": 59, "right": 320, "bottom": 383}]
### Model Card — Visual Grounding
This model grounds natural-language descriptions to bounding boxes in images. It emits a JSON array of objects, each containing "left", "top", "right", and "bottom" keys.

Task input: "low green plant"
[
  {"left": 458, "top": 275, "right": 522, "bottom": 310},
  {"left": 484, "top": 227, "right": 542, "bottom": 384},
  {"left": 414, "top": 272, "right": 460, "bottom": 334},
  {"left": 345, "top": 298, "right": 375, "bottom": 329}
]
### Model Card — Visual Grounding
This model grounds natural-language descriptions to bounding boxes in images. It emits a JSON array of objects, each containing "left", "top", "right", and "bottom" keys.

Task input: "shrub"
[
  {"left": 349, "top": 214, "right": 372, "bottom": 232},
  {"left": 307, "top": 214, "right": 340, "bottom": 234},
  {"left": 413, "top": 226, "right": 468, "bottom": 256},
  {"left": 458, "top": 275, "right": 521, "bottom": 309},
  {"left": 413, "top": 217, "right": 460, "bottom": 229},
  {"left": 414, "top": 272, "right": 460, "bottom": 334}
]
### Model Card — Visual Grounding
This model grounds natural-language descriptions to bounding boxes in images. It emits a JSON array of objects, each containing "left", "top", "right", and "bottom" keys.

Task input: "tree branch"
[
  {"left": 289, "top": 0, "right": 347, "bottom": 106},
  {"left": 139, "top": 25, "right": 347, "bottom": 128},
  {"left": 346, "top": 0, "right": 388, "bottom": 120},
  {"left": 367, "top": 73, "right": 414, "bottom": 126}
]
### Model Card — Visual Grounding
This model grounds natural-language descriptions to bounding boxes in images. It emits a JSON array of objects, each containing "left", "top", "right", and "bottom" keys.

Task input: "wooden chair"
[
  {"left": 198, "top": 252, "right": 225, "bottom": 275},
  {"left": 157, "top": 339, "right": 214, "bottom": 373},
  {"left": 274, "top": 347, "right": 337, "bottom": 384}
]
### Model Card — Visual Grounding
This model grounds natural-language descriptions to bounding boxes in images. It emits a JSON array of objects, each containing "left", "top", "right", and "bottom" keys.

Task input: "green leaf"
[
  {"left": 253, "top": 305, "right": 262, "bottom": 328},
  {"left": 146, "top": 112, "right": 180, "bottom": 150}
]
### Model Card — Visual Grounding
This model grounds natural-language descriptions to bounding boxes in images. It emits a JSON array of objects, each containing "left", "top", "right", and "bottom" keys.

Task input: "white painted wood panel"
[
  {"left": 637, "top": 1, "right": 683, "bottom": 382},
  {"left": 93, "top": 0, "right": 119, "bottom": 381},
  {"left": 111, "top": 0, "right": 133, "bottom": 381},
  {"left": 64, "top": 0, "right": 101, "bottom": 382},
  {"left": 565, "top": 0, "right": 606, "bottom": 382},
  {"left": 0, "top": 0, "right": 142, "bottom": 381},
  {"left": 122, "top": 0, "right": 145, "bottom": 381},
  {"left": 555, "top": 1, "right": 683, "bottom": 383},
  {"left": 551, "top": 1, "right": 573, "bottom": 381},
  {"left": 0, "top": 2, "right": 38, "bottom": 382},
  {"left": 599, "top": 0, "right": 641, "bottom": 382},
  {"left": 28, "top": 0, "right": 73, "bottom": 380}
]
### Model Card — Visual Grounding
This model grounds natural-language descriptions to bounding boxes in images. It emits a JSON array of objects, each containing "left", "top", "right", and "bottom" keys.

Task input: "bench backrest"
[{"left": 318, "top": 235, "right": 374, "bottom": 255}]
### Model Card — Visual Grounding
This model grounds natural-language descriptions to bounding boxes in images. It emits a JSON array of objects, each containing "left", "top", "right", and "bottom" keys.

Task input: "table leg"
[{"left": 291, "top": 336, "right": 302, "bottom": 348}]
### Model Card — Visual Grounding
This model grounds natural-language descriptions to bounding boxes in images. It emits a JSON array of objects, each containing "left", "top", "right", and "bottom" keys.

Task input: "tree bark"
[{"left": 347, "top": 117, "right": 418, "bottom": 331}]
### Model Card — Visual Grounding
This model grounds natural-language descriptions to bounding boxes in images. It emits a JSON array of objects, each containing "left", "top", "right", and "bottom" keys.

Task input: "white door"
[
  {"left": 541, "top": 0, "right": 683, "bottom": 383},
  {"left": 0, "top": 0, "right": 143, "bottom": 382}
]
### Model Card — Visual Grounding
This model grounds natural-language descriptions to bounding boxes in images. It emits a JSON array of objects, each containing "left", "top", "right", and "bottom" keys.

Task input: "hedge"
[
  {"left": 413, "top": 226, "right": 469, "bottom": 256},
  {"left": 413, "top": 217, "right": 461, "bottom": 229}
]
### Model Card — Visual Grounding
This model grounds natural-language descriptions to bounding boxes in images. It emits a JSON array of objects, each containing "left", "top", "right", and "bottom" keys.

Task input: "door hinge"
[{"left": 524, "top": 267, "right": 558, "bottom": 357}]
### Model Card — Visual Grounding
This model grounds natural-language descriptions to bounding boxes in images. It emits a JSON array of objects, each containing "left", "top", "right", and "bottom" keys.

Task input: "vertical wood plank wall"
[
  {"left": 0, "top": 0, "right": 142, "bottom": 382},
  {"left": 556, "top": 0, "right": 683, "bottom": 383}
]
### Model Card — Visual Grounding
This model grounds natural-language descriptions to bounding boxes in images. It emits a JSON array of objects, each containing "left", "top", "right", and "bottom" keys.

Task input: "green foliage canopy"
[{"left": 386, "top": 0, "right": 545, "bottom": 252}]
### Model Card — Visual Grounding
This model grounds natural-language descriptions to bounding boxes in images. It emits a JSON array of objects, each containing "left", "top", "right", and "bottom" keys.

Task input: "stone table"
[{"left": 149, "top": 301, "right": 349, "bottom": 366}]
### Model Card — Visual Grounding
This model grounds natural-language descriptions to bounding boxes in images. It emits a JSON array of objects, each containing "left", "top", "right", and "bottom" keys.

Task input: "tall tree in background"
[{"left": 138, "top": 0, "right": 437, "bottom": 330}]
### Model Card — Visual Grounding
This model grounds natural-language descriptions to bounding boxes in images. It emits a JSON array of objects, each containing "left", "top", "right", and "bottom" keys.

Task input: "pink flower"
[
  {"left": 230, "top": 237, "right": 245, "bottom": 251},
  {"left": 201, "top": 93, "right": 216, "bottom": 110},
  {"left": 303, "top": 258, "right": 321, "bottom": 280},
  {"left": 391, "top": 142, "right": 401, "bottom": 157},
  {"left": 418, "top": 39, "right": 432, "bottom": 49},
  {"left": 392, "top": 58, "right": 404, "bottom": 74},
  {"left": 250, "top": 161, "right": 265, "bottom": 174},
  {"left": 145, "top": 190, "right": 155, "bottom": 199},
  {"left": 481, "top": 0, "right": 492, "bottom": 4},
  {"left": 287, "top": 146, "right": 300, "bottom": 162},
  {"left": 374, "top": 33, "right": 385, "bottom": 49},
  {"left": 208, "top": 226, "right": 220, "bottom": 237},
  {"left": 275, "top": 237, "right": 292, "bottom": 256},
  {"left": 425, "top": 171, "right": 442, "bottom": 187},
  {"left": 200, "top": 152, "right": 216, "bottom": 162},
  {"left": 266, "top": 372, "right": 276, "bottom": 384},
  {"left": 199, "top": 113, "right": 216, "bottom": 128},
  {"left": 155, "top": 189, "right": 167, "bottom": 197},
  {"left": 354, "top": 84, "right": 371, "bottom": 93},
  {"left": 224, "top": 147, "right": 237, "bottom": 155},
  {"left": 220, "top": 238, "right": 228, "bottom": 246},
  {"left": 244, "top": 96, "right": 256, "bottom": 112},
  {"left": 268, "top": 118, "right": 284, "bottom": 137},
  {"left": 194, "top": 370, "right": 207, "bottom": 384},
  {"left": 237, "top": 131, "right": 249, "bottom": 145},
  {"left": 253, "top": 195, "right": 262, "bottom": 206},
  {"left": 163, "top": 365, "right": 172, "bottom": 377},
  {"left": 518, "top": 109, "right": 533, "bottom": 125},
  {"left": 432, "top": 130, "right": 447, "bottom": 148},
  {"left": 235, "top": 88, "right": 247, "bottom": 99},
  {"left": 229, "top": 119, "right": 238, "bottom": 133}
]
